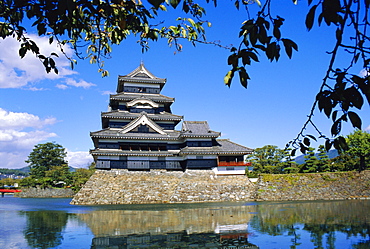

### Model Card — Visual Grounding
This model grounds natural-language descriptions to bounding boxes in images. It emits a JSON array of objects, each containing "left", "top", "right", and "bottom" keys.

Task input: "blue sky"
[{"left": 0, "top": 1, "right": 369, "bottom": 169}]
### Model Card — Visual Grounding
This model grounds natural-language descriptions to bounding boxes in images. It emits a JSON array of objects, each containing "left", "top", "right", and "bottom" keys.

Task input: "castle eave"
[{"left": 90, "top": 149, "right": 175, "bottom": 157}]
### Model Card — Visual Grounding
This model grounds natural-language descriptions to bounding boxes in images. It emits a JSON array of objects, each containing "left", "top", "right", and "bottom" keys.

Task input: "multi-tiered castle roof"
[{"left": 90, "top": 63, "right": 252, "bottom": 172}]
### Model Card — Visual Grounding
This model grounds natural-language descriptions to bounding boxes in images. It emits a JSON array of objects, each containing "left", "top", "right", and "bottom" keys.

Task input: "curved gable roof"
[
  {"left": 117, "top": 63, "right": 166, "bottom": 93},
  {"left": 120, "top": 112, "right": 167, "bottom": 135}
]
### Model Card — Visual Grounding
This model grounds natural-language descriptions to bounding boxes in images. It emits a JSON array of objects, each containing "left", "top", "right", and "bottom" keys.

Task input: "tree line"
[
  {"left": 0, "top": 142, "right": 95, "bottom": 191},
  {"left": 2, "top": 129, "right": 369, "bottom": 189},
  {"left": 246, "top": 129, "right": 370, "bottom": 176}
]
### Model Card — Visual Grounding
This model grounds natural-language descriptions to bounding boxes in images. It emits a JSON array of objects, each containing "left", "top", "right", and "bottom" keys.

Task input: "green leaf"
[
  {"left": 348, "top": 111, "right": 362, "bottom": 129},
  {"left": 224, "top": 70, "right": 235, "bottom": 87}
]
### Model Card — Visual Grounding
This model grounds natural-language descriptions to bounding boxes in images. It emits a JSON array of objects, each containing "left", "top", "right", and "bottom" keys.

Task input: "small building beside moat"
[{"left": 90, "top": 63, "right": 252, "bottom": 173}]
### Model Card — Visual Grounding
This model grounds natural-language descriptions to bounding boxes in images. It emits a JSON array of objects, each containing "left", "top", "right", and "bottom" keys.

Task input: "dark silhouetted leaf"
[
  {"left": 305, "top": 5, "right": 317, "bottom": 31},
  {"left": 341, "top": 87, "right": 363, "bottom": 110},
  {"left": 331, "top": 119, "right": 341, "bottom": 136},
  {"left": 331, "top": 110, "right": 338, "bottom": 122},
  {"left": 182, "top": 1, "right": 190, "bottom": 13},
  {"left": 234, "top": 0, "right": 239, "bottom": 10},
  {"left": 348, "top": 111, "right": 362, "bottom": 129},
  {"left": 273, "top": 25, "right": 281, "bottom": 39},
  {"left": 333, "top": 136, "right": 348, "bottom": 153},
  {"left": 306, "top": 134, "right": 317, "bottom": 142},
  {"left": 291, "top": 149, "right": 296, "bottom": 157},
  {"left": 300, "top": 143, "right": 308, "bottom": 154},
  {"left": 325, "top": 139, "right": 332, "bottom": 151},
  {"left": 303, "top": 137, "right": 310, "bottom": 146},
  {"left": 147, "top": 0, "right": 164, "bottom": 8},
  {"left": 239, "top": 49, "right": 251, "bottom": 65},
  {"left": 170, "top": 0, "right": 180, "bottom": 8},
  {"left": 238, "top": 67, "right": 250, "bottom": 88},
  {"left": 19, "top": 47, "right": 27, "bottom": 59},
  {"left": 227, "top": 53, "right": 238, "bottom": 68}
]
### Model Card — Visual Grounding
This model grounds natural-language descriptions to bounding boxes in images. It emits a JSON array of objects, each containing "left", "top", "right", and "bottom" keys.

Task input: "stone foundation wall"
[
  {"left": 17, "top": 188, "right": 75, "bottom": 198},
  {"left": 70, "top": 170, "right": 370, "bottom": 205},
  {"left": 256, "top": 171, "right": 370, "bottom": 201},
  {"left": 71, "top": 169, "right": 255, "bottom": 205}
]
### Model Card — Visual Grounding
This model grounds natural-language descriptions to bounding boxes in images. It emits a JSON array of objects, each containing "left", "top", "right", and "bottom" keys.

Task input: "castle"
[{"left": 90, "top": 63, "right": 252, "bottom": 174}]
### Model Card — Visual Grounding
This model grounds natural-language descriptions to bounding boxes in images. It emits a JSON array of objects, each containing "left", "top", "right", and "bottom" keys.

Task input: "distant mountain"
[
  {"left": 0, "top": 167, "right": 29, "bottom": 176},
  {"left": 6, "top": 166, "right": 77, "bottom": 174},
  {"left": 17, "top": 166, "right": 30, "bottom": 174},
  {"left": 69, "top": 166, "right": 77, "bottom": 172},
  {"left": 294, "top": 150, "right": 339, "bottom": 165}
]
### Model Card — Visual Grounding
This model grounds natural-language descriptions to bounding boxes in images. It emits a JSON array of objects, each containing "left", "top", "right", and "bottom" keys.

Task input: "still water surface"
[{"left": 0, "top": 197, "right": 369, "bottom": 248}]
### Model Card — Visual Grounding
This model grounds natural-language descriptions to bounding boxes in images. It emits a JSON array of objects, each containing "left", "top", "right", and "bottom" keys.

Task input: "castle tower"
[{"left": 90, "top": 63, "right": 252, "bottom": 173}]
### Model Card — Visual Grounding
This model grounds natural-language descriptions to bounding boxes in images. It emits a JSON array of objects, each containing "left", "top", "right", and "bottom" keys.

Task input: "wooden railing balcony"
[{"left": 218, "top": 162, "right": 251, "bottom": 167}]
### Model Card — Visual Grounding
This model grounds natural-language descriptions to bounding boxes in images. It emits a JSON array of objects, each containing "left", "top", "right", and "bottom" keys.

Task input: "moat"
[{"left": 1, "top": 197, "right": 369, "bottom": 248}]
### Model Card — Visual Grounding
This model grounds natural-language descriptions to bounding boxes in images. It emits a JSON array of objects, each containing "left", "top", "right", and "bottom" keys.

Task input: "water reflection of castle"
[
  {"left": 91, "top": 230, "right": 258, "bottom": 249},
  {"left": 79, "top": 205, "right": 258, "bottom": 248}
]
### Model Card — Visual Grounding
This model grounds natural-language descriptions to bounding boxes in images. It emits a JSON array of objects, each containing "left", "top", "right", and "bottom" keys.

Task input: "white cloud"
[
  {"left": 0, "top": 108, "right": 57, "bottom": 169},
  {"left": 65, "top": 78, "right": 96, "bottom": 88},
  {"left": 0, "top": 34, "right": 76, "bottom": 89},
  {"left": 101, "top": 90, "right": 115, "bottom": 95},
  {"left": 365, "top": 125, "right": 370, "bottom": 132},
  {"left": 56, "top": 84, "right": 69, "bottom": 90},
  {"left": 56, "top": 78, "right": 96, "bottom": 89},
  {"left": 66, "top": 150, "right": 94, "bottom": 168},
  {"left": 0, "top": 108, "right": 57, "bottom": 129},
  {"left": 359, "top": 69, "right": 369, "bottom": 77}
]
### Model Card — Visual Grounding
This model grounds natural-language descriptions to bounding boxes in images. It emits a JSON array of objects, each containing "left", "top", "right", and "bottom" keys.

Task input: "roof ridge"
[
  {"left": 119, "top": 112, "right": 167, "bottom": 135},
  {"left": 217, "top": 138, "right": 253, "bottom": 150}
]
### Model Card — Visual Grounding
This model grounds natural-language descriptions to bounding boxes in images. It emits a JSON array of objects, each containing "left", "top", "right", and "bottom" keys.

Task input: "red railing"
[
  {"left": 0, "top": 189, "right": 21, "bottom": 193},
  {"left": 218, "top": 162, "right": 251, "bottom": 167}
]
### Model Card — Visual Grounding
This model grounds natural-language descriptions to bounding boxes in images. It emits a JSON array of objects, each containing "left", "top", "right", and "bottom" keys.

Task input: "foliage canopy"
[
  {"left": 26, "top": 142, "right": 67, "bottom": 179},
  {"left": 1, "top": 0, "right": 370, "bottom": 151},
  {"left": 345, "top": 129, "right": 370, "bottom": 171}
]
